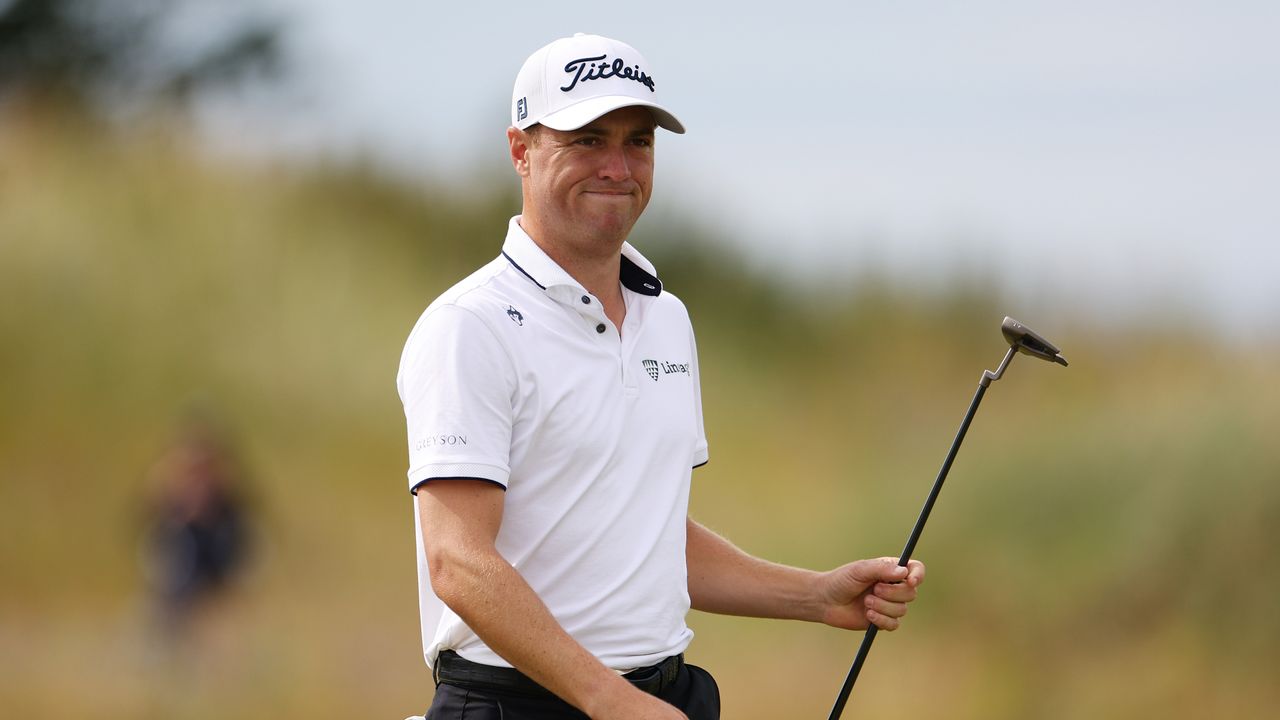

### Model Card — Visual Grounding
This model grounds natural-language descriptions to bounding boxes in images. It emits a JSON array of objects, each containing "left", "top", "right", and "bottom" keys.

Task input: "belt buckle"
[
  {"left": 625, "top": 654, "right": 681, "bottom": 695},
  {"left": 661, "top": 654, "right": 681, "bottom": 687}
]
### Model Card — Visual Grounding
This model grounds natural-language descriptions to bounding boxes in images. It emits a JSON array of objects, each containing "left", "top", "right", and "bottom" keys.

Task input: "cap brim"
[{"left": 539, "top": 95, "right": 685, "bottom": 134}]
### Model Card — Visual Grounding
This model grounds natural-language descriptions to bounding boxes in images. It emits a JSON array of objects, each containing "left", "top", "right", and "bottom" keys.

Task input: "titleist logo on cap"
[
  {"left": 511, "top": 34, "right": 684, "bottom": 133},
  {"left": 561, "top": 54, "right": 656, "bottom": 93}
]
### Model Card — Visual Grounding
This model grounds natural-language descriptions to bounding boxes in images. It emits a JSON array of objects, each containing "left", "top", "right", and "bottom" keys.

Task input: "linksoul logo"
[
  {"left": 561, "top": 55, "right": 656, "bottom": 93},
  {"left": 506, "top": 305, "right": 524, "bottom": 326},
  {"left": 642, "top": 359, "right": 660, "bottom": 381}
]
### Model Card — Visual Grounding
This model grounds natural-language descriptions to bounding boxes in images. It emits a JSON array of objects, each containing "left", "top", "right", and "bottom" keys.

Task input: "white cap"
[{"left": 511, "top": 33, "right": 685, "bottom": 134}]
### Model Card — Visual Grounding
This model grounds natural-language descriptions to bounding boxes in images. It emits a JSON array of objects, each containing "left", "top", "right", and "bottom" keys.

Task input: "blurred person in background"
[
  {"left": 397, "top": 34, "right": 924, "bottom": 719},
  {"left": 139, "top": 406, "right": 254, "bottom": 650}
]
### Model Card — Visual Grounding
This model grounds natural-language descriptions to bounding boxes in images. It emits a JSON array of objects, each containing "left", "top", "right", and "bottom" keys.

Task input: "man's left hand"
[{"left": 818, "top": 557, "right": 926, "bottom": 631}]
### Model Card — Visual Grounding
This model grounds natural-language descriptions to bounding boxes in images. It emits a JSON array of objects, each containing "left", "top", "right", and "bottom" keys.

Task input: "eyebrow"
[{"left": 571, "top": 125, "right": 656, "bottom": 138}]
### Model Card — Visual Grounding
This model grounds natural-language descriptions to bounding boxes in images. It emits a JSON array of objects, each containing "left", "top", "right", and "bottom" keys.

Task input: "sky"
[{"left": 201, "top": 0, "right": 1280, "bottom": 338}]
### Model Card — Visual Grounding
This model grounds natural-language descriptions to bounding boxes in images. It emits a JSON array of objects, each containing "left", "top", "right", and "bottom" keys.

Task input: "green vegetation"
[{"left": 2, "top": 110, "right": 1277, "bottom": 719}]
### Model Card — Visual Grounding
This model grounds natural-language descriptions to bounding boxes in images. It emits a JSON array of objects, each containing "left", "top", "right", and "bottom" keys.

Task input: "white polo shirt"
[{"left": 397, "top": 216, "right": 708, "bottom": 671}]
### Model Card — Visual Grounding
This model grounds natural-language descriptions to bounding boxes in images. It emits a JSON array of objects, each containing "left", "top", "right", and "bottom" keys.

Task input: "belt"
[{"left": 435, "top": 649, "right": 684, "bottom": 698}]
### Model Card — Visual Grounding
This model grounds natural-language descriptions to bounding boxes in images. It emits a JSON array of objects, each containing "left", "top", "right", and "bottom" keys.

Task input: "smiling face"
[{"left": 508, "top": 106, "right": 656, "bottom": 265}]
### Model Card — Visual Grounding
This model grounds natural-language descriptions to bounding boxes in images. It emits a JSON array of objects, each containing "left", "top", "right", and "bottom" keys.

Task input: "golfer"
[{"left": 397, "top": 33, "right": 925, "bottom": 719}]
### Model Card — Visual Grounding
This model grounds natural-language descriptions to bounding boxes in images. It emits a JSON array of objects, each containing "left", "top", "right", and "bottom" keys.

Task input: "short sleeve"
[
  {"left": 688, "top": 325, "right": 709, "bottom": 469},
  {"left": 397, "top": 304, "right": 517, "bottom": 493}
]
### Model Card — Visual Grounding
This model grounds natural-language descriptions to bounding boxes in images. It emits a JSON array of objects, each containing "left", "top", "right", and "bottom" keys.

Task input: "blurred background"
[{"left": 2, "top": 1, "right": 1277, "bottom": 718}]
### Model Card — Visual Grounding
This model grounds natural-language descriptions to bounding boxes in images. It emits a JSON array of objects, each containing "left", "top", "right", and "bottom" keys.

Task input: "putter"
[{"left": 827, "top": 316, "right": 1067, "bottom": 720}]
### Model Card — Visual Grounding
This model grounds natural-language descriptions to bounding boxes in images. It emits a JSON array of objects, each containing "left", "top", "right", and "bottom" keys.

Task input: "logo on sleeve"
[
  {"left": 641, "top": 358, "right": 690, "bottom": 381},
  {"left": 415, "top": 434, "right": 468, "bottom": 451}
]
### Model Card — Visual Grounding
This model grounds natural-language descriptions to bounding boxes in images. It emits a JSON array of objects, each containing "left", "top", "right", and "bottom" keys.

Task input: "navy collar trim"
[
  {"left": 501, "top": 252, "right": 546, "bottom": 290},
  {"left": 502, "top": 252, "right": 663, "bottom": 297},
  {"left": 621, "top": 255, "right": 662, "bottom": 297}
]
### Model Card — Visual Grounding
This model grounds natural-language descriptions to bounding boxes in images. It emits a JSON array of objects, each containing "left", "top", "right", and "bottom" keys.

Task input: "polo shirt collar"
[{"left": 502, "top": 216, "right": 663, "bottom": 298}]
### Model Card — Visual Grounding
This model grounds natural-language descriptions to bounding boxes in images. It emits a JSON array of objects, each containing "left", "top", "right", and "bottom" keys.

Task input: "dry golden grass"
[{"left": 2, "top": 108, "right": 1277, "bottom": 718}]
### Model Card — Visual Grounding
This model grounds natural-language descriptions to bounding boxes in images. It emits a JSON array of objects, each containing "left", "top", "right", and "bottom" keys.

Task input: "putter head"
[{"left": 1002, "top": 317, "right": 1068, "bottom": 367}]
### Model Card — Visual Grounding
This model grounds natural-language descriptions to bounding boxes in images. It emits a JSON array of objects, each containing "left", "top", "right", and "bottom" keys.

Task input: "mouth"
[{"left": 582, "top": 186, "right": 636, "bottom": 197}]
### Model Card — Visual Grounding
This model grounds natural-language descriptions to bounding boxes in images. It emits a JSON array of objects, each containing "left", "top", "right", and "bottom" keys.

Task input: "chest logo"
[
  {"left": 506, "top": 305, "right": 524, "bottom": 326},
  {"left": 642, "top": 358, "right": 690, "bottom": 381},
  {"left": 642, "top": 359, "right": 660, "bottom": 381}
]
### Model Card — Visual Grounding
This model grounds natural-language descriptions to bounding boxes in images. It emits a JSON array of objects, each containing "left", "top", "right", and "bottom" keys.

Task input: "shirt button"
[
  {"left": 581, "top": 295, "right": 591, "bottom": 304},
  {"left": 595, "top": 323, "right": 607, "bottom": 334}
]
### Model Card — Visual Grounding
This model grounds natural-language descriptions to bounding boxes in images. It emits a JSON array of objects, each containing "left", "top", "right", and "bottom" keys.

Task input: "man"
[{"left": 397, "top": 33, "right": 925, "bottom": 719}]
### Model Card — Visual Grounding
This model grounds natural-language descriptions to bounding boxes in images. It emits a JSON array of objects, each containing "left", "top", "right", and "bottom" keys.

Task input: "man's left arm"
[{"left": 685, "top": 517, "right": 925, "bottom": 631}]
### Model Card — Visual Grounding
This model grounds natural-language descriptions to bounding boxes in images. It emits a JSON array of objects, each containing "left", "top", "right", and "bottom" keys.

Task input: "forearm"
[
  {"left": 432, "top": 543, "right": 638, "bottom": 716},
  {"left": 419, "top": 481, "right": 651, "bottom": 717},
  {"left": 685, "top": 517, "right": 826, "bottom": 622}
]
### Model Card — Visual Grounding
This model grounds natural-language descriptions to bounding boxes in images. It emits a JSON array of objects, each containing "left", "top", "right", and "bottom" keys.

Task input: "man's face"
[{"left": 511, "top": 106, "right": 656, "bottom": 258}]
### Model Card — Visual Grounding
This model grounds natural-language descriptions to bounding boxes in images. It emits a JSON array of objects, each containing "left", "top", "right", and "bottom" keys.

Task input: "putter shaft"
[
  {"left": 826, "top": 359, "right": 1003, "bottom": 720},
  {"left": 827, "top": 321, "right": 1065, "bottom": 719}
]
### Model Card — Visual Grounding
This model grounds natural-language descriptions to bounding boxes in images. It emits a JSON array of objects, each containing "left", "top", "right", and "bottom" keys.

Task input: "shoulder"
[
  {"left": 397, "top": 257, "right": 529, "bottom": 377},
  {"left": 656, "top": 287, "right": 691, "bottom": 314},
  {"left": 651, "top": 287, "right": 696, "bottom": 330},
  {"left": 403, "top": 258, "right": 525, "bottom": 343},
  {"left": 429, "top": 258, "right": 514, "bottom": 316}
]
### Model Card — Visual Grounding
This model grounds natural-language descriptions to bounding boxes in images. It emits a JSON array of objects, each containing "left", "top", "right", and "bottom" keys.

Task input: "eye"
[
  {"left": 630, "top": 136, "right": 654, "bottom": 148},
  {"left": 575, "top": 136, "right": 602, "bottom": 146}
]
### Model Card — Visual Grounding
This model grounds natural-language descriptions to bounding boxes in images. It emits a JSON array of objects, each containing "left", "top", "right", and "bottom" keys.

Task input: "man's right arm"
[{"left": 417, "top": 479, "right": 686, "bottom": 720}]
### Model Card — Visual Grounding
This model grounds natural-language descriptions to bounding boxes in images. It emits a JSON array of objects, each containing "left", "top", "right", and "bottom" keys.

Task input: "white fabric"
[
  {"left": 397, "top": 216, "right": 708, "bottom": 671},
  {"left": 511, "top": 33, "right": 685, "bottom": 134}
]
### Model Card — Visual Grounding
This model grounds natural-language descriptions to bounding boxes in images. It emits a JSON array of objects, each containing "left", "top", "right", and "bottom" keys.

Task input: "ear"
[{"left": 508, "top": 126, "right": 532, "bottom": 178}]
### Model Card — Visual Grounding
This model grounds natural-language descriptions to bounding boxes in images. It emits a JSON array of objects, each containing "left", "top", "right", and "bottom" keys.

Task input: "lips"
[{"left": 582, "top": 186, "right": 636, "bottom": 198}]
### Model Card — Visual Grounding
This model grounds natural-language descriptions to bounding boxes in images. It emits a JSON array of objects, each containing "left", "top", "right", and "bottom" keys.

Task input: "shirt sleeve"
[
  {"left": 688, "top": 324, "right": 709, "bottom": 469},
  {"left": 397, "top": 303, "right": 517, "bottom": 493}
]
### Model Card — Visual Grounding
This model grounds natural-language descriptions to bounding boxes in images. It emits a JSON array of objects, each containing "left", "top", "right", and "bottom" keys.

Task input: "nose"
[{"left": 597, "top": 144, "right": 632, "bottom": 182}]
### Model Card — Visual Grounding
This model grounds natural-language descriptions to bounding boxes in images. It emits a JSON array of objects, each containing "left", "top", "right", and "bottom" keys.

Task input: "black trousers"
[{"left": 424, "top": 662, "right": 720, "bottom": 719}]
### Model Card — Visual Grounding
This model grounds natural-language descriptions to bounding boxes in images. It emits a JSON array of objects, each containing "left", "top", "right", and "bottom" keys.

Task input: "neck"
[{"left": 518, "top": 216, "right": 628, "bottom": 329}]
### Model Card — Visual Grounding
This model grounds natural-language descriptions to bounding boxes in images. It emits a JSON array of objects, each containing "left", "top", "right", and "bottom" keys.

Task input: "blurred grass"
[{"left": 2, "top": 107, "right": 1278, "bottom": 719}]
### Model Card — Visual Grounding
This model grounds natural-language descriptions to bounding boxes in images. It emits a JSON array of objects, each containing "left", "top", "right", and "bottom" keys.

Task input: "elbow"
[
  {"left": 424, "top": 539, "right": 485, "bottom": 609},
  {"left": 425, "top": 543, "right": 461, "bottom": 600}
]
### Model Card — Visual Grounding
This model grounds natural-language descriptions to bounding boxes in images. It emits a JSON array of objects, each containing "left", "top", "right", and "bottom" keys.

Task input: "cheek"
[
  {"left": 532, "top": 169, "right": 568, "bottom": 202},
  {"left": 636, "top": 170, "right": 654, "bottom": 201},
  {"left": 633, "top": 157, "right": 655, "bottom": 186},
  {"left": 547, "top": 162, "right": 587, "bottom": 194}
]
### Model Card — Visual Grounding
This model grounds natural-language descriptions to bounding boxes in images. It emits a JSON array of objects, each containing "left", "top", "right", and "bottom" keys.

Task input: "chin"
[{"left": 583, "top": 214, "right": 636, "bottom": 242}]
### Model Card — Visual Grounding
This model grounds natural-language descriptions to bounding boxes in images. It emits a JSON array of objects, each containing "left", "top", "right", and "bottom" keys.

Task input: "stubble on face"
[{"left": 515, "top": 107, "right": 657, "bottom": 265}]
